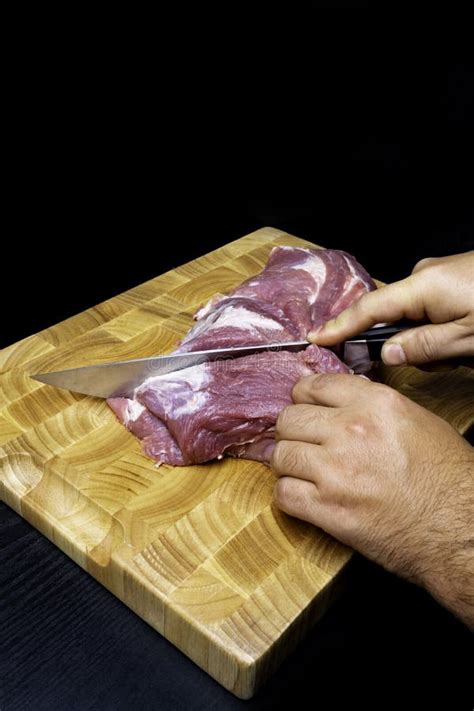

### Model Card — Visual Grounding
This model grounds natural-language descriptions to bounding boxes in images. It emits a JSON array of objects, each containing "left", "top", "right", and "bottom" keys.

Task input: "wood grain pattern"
[{"left": 1, "top": 227, "right": 472, "bottom": 698}]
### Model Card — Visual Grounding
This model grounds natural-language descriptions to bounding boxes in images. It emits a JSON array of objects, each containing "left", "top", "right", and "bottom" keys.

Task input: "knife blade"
[
  {"left": 31, "top": 341, "right": 310, "bottom": 399},
  {"left": 31, "top": 321, "right": 415, "bottom": 399}
]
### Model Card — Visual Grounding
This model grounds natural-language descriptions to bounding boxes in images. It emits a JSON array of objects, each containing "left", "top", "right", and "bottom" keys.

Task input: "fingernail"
[{"left": 382, "top": 343, "right": 407, "bottom": 366}]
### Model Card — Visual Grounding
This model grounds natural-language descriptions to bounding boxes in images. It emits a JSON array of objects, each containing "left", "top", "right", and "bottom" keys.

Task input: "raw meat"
[
  {"left": 109, "top": 345, "right": 349, "bottom": 466},
  {"left": 177, "top": 246, "right": 374, "bottom": 353},
  {"left": 108, "top": 246, "right": 375, "bottom": 466}
]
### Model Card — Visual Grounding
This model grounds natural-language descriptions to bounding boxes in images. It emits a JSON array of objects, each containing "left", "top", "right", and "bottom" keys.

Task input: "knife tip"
[{"left": 31, "top": 372, "right": 52, "bottom": 384}]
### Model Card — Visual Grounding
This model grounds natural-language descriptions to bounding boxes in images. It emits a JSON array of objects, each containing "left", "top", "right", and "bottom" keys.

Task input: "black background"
[
  {"left": 1, "top": 46, "right": 473, "bottom": 711},
  {"left": 3, "top": 57, "right": 474, "bottom": 349},
  {"left": 3, "top": 194, "right": 473, "bottom": 349}
]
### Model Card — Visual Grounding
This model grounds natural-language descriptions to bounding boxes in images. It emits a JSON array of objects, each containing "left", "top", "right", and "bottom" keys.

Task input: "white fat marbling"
[
  {"left": 287, "top": 252, "right": 326, "bottom": 304},
  {"left": 342, "top": 253, "right": 360, "bottom": 286},
  {"left": 292, "top": 253, "right": 326, "bottom": 282},
  {"left": 172, "top": 390, "right": 209, "bottom": 417},
  {"left": 136, "top": 362, "right": 210, "bottom": 392},
  {"left": 194, "top": 294, "right": 227, "bottom": 321},
  {"left": 342, "top": 253, "right": 371, "bottom": 290},
  {"left": 207, "top": 305, "right": 284, "bottom": 332},
  {"left": 135, "top": 363, "right": 211, "bottom": 418},
  {"left": 125, "top": 400, "right": 146, "bottom": 425}
]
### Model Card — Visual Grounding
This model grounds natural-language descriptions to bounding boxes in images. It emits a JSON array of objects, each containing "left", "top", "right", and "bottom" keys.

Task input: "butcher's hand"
[
  {"left": 308, "top": 251, "right": 474, "bottom": 365},
  {"left": 271, "top": 373, "right": 474, "bottom": 629}
]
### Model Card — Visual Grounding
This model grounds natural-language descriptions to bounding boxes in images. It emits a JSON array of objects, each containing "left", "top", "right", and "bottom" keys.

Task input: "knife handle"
[{"left": 356, "top": 318, "right": 425, "bottom": 342}]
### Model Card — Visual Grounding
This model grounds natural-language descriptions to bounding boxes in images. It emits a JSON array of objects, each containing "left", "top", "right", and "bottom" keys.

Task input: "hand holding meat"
[
  {"left": 109, "top": 247, "right": 376, "bottom": 465},
  {"left": 106, "top": 244, "right": 473, "bottom": 626},
  {"left": 272, "top": 373, "right": 474, "bottom": 628},
  {"left": 309, "top": 251, "right": 474, "bottom": 365}
]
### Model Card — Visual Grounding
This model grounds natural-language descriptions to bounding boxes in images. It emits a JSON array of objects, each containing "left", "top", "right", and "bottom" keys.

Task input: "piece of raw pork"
[{"left": 108, "top": 246, "right": 375, "bottom": 465}]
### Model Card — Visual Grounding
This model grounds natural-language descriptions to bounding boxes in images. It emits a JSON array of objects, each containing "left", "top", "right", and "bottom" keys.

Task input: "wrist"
[
  {"left": 422, "top": 552, "right": 474, "bottom": 630},
  {"left": 418, "top": 453, "right": 474, "bottom": 629}
]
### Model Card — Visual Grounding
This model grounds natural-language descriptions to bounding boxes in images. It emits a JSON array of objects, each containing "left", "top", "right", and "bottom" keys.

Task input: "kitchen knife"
[{"left": 31, "top": 321, "right": 414, "bottom": 399}]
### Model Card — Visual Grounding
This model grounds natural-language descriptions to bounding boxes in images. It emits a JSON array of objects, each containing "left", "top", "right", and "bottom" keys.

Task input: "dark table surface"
[{"left": 1, "top": 501, "right": 472, "bottom": 710}]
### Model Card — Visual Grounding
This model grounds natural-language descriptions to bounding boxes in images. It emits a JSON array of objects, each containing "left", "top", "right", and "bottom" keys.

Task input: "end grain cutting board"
[{"left": 1, "top": 228, "right": 473, "bottom": 698}]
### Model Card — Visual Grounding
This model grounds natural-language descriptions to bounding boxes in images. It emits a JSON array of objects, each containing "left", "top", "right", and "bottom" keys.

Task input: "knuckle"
[
  {"left": 279, "top": 443, "right": 299, "bottom": 472},
  {"left": 413, "top": 256, "right": 436, "bottom": 273},
  {"left": 374, "top": 384, "right": 412, "bottom": 421},
  {"left": 344, "top": 418, "right": 371, "bottom": 439},
  {"left": 271, "top": 440, "right": 283, "bottom": 469},
  {"left": 292, "top": 404, "right": 318, "bottom": 429},
  {"left": 276, "top": 405, "right": 293, "bottom": 434},
  {"left": 273, "top": 477, "right": 293, "bottom": 508},
  {"left": 272, "top": 440, "right": 292, "bottom": 472},
  {"left": 292, "top": 375, "right": 313, "bottom": 401},
  {"left": 294, "top": 374, "right": 328, "bottom": 402},
  {"left": 415, "top": 329, "right": 439, "bottom": 361},
  {"left": 315, "top": 470, "right": 337, "bottom": 499},
  {"left": 309, "top": 374, "right": 329, "bottom": 396},
  {"left": 273, "top": 440, "right": 309, "bottom": 475},
  {"left": 376, "top": 385, "right": 408, "bottom": 415},
  {"left": 373, "top": 382, "right": 401, "bottom": 405},
  {"left": 296, "top": 446, "right": 313, "bottom": 474}
]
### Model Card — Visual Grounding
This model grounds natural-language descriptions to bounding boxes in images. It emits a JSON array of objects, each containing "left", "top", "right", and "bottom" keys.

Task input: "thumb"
[{"left": 381, "top": 322, "right": 471, "bottom": 366}]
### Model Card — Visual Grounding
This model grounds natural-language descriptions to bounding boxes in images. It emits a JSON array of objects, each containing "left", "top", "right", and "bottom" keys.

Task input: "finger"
[
  {"left": 273, "top": 476, "right": 339, "bottom": 533},
  {"left": 275, "top": 404, "right": 334, "bottom": 444},
  {"left": 273, "top": 476, "right": 323, "bottom": 525},
  {"left": 271, "top": 439, "right": 329, "bottom": 483},
  {"left": 292, "top": 373, "right": 374, "bottom": 408},
  {"left": 307, "top": 276, "right": 427, "bottom": 345},
  {"left": 382, "top": 321, "right": 474, "bottom": 366}
]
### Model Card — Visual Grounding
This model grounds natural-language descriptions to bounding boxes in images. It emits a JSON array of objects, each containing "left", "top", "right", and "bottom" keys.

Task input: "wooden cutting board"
[{"left": 1, "top": 227, "right": 473, "bottom": 698}]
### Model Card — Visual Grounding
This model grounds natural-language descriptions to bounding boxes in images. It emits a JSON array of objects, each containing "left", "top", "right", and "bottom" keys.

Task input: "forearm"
[
  {"left": 424, "top": 548, "right": 474, "bottom": 630},
  {"left": 274, "top": 373, "right": 474, "bottom": 630},
  {"left": 420, "top": 456, "right": 474, "bottom": 630}
]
